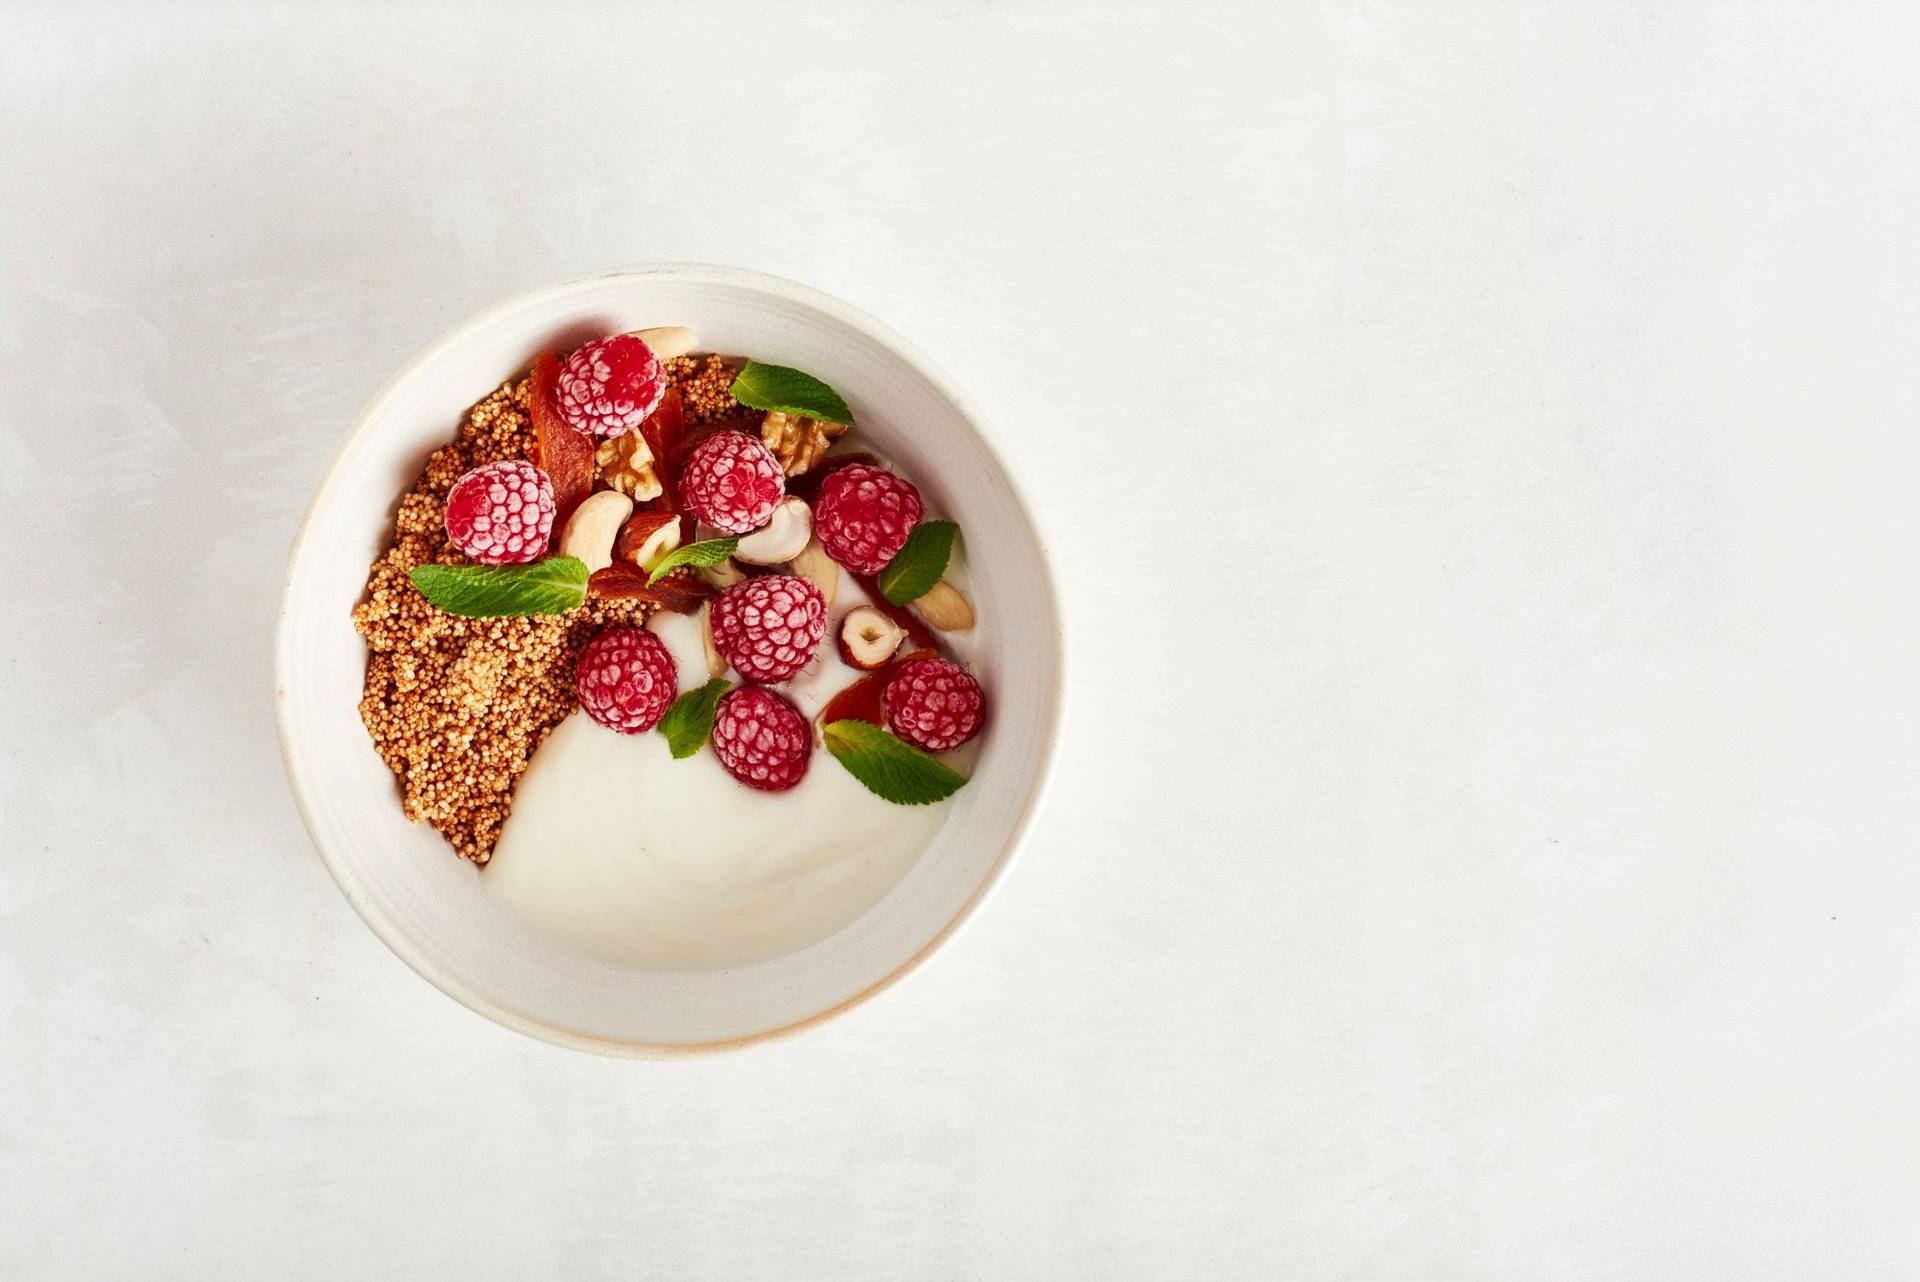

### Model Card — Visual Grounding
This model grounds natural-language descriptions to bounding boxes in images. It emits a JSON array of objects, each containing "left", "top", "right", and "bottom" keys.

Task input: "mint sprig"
[
  {"left": 729, "top": 361, "right": 854, "bottom": 425},
  {"left": 822, "top": 719, "right": 968, "bottom": 805},
  {"left": 657, "top": 678, "right": 731, "bottom": 759},
  {"left": 408, "top": 556, "right": 589, "bottom": 617},
  {"left": 647, "top": 535, "right": 739, "bottom": 584},
  {"left": 877, "top": 520, "right": 959, "bottom": 605}
]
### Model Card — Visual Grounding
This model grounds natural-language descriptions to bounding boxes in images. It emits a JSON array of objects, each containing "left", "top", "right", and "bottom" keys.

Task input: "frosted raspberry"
[
  {"left": 555, "top": 334, "right": 666, "bottom": 439},
  {"left": 678, "top": 430, "right": 785, "bottom": 533},
  {"left": 812, "top": 464, "right": 923, "bottom": 573},
  {"left": 882, "top": 658, "right": 985, "bottom": 752},
  {"left": 444, "top": 459, "right": 555, "bottom": 565},
  {"left": 574, "top": 627, "right": 678, "bottom": 733},
  {"left": 709, "top": 575, "right": 827, "bottom": 683},
  {"left": 710, "top": 686, "right": 811, "bottom": 791}
]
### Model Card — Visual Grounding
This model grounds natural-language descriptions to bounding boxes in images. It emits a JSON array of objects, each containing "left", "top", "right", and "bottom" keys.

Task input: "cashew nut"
[
  {"left": 627, "top": 326, "right": 698, "bottom": 360},
  {"left": 735, "top": 497, "right": 813, "bottom": 565},
  {"left": 557, "top": 490, "right": 633, "bottom": 573}
]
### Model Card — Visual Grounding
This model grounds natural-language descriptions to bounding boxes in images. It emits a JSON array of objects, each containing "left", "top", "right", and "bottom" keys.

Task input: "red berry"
[
  {"left": 678, "top": 430, "right": 785, "bottom": 533},
  {"left": 882, "top": 658, "right": 985, "bottom": 752},
  {"left": 710, "top": 686, "right": 811, "bottom": 791},
  {"left": 444, "top": 460, "right": 555, "bottom": 564},
  {"left": 555, "top": 334, "right": 666, "bottom": 439},
  {"left": 574, "top": 627, "right": 678, "bottom": 733},
  {"left": 813, "top": 464, "right": 923, "bottom": 573},
  {"left": 709, "top": 575, "right": 827, "bottom": 682}
]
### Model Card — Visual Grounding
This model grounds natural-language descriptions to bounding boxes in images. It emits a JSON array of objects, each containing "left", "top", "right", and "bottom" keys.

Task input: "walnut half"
[
  {"left": 595, "top": 430, "right": 663, "bottom": 501},
  {"left": 761, "top": 410, "right": 847, "bottom": 477}
]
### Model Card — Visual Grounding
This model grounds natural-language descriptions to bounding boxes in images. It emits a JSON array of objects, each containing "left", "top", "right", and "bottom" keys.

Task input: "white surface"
[{"left": 4, "top": 1, "right": 1920, "bottom": 1275}]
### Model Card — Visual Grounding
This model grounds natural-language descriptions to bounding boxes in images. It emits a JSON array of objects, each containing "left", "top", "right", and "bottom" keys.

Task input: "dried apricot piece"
[{"left": 529, "top": 351, "right": 594, "bottom": 536}]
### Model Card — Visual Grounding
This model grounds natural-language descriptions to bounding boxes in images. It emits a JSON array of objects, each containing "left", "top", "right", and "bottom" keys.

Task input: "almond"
[
  {"left": 615, "top": 510, "right": 675, "bottom": 565},
  {"left": 787, "top": 537, "right": 839, "bottom": 607},
  {"left": 699, "top": 601, "right": 725, "bottom": 678},
  {"left": 698, "top": 557, "right": 747, "bottom": 590},
  {"left": 909, "top": 579, "right": 974, "bottom": 632},
  {"left": 623, "top": 512, "right": 682, "bottom": 571}
]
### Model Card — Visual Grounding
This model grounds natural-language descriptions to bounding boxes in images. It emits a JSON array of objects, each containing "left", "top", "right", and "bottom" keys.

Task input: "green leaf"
[
  {"left": 728, "top": 361, "right": 854, "bottom": 425},
  {"left": 876, "top": 520, "right": 960, "bottom": 605},
  {"left": 657, "top": 678, "right": 732, "bottom": 759},
  {"left": 646, "top": 535, "right": 739, "bottom": 585},
  {"left": 408, "top": 556, "right": 589, "bottom": 618},
  {"left": 822, "top": 720, "right": 969, "bottom": 806}
]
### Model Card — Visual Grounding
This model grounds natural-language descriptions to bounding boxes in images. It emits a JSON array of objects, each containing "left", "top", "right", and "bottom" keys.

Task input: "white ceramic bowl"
[{"left": 276, "top": 265, "right": 1063, "bottom": 1054}]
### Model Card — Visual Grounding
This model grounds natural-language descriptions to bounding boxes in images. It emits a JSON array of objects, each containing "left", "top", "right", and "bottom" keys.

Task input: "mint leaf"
[
  {"left": 877, "top": 521, "right": 959, "bottom": 605},
  {"left": 647, "top": 535, "right": 739, "bottom": 585},
  {"left": 823, "top": 719, "right": 968, "bottom": 805},
  {"left": 657, "top": 678, "right": 731, "bottom": 759},
  {"left": 408, "top": 556, "right": 589, "bottom": 617},
  {"left": 729, "top": 361, "right": 854, "bottom": 425}
]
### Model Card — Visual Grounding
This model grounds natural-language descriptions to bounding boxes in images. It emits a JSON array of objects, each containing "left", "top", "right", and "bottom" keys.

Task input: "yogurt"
[{"left": 483, "top": 569, "right": 974, "bottom": 970}]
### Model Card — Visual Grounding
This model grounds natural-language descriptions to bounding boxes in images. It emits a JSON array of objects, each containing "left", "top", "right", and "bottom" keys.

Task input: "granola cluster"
[{"left": 351, "top": 377, "right": 650, "bottom": 861}]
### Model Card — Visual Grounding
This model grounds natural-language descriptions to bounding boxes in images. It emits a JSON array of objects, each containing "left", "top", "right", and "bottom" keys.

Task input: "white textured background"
[{"left": 5, "top": 1, "right": 1920, "bottom": 1276}]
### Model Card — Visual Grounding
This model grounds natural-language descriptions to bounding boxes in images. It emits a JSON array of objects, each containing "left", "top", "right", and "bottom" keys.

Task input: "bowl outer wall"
[{"left": 274, "top": 265, "right": 1065, "bottom": 1054}]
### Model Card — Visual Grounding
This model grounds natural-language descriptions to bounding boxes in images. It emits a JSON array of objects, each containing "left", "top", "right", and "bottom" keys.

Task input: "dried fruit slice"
[
  {"left": 587, "top": 562, "right": 714, "bottom": 613},
  {"left": 529, "top": 351, "right": 594, "bottom": 536},
  {"left": 638, "top": 386, "right": 687, "bottom": 493},
  {"left": 816, "top": 647, "right": 939, "bottom": 730}
]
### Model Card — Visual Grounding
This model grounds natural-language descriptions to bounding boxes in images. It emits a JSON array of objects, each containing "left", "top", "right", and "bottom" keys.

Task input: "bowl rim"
[{"left": 274, "top": 263, "right": 1067, "bottom": 1056}]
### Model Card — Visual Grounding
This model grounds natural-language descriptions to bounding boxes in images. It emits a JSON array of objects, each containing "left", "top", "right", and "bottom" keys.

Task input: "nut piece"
[
  {"left": 787, "top": 537, "right": 839, "bottom": 607},
  {"left": 910, "top": 579, "right": 974, "bottom": 632},
  {"left": 595, "top": 429, "right": 664, "bottom": 501},
  {"left": 735, "top": 496, "right": 814, "bottom": 565},
  {"left": 698, "top": 556, "right": 747, "bottom": 590},
  {"left": 838, "top": 606, "right": 907, "bottom": 670},
  {"left": 699, "top": 601, "right": 726, "bottom": 678},
  {"left": 626, "top": 514, "right": 682, "bottom": 570},
  {"left": 628, "top": 326, "right": 698, "bottom": 360},
  {"left": 557, "top": 490, "right": 635, "bottom": 573},
  {"left": 761, "top": 410, "right": 847, "bottom": 477}
]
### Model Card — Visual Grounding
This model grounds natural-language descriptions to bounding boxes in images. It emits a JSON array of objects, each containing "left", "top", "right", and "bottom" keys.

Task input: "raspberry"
[
  {"left": 678, "top": 430, "right": 785, "bottom": 533},
  {"left": 444, "top": 459, "right": 555, "bottom": 565},
  {"left": 710, "top": 686, "right": 811, "bottom": 791},
  {"left": 812, "top": 464, "right": 923, "bottom": 573},
  {"left": 709, "top": 575, "right": 826, "bottom": 682},
  {"left": 555, "top": 334, "right": 666, "bottom": 439},
  {"left": 882, "top": 658, "right": 985, "bottom": 752},
  {"left": 574, "top": 627, "right": 678, "bottom": 734}
]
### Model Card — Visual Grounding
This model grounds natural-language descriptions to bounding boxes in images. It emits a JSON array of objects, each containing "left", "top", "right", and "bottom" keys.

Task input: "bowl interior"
[{"left": 276, "top": 267, "right": 1061, "bottom": 1052}]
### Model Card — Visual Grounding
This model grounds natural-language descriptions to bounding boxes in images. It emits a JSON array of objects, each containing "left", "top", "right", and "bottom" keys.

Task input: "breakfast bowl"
[{"left": 275, "top": 265, "right": 1063, "bottom": 1054}]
